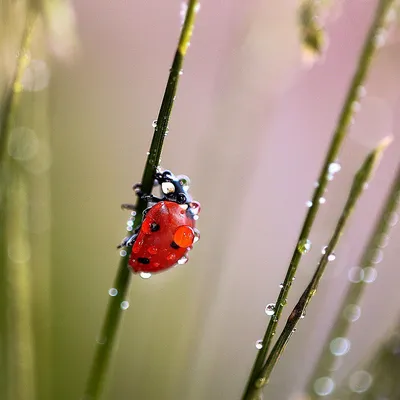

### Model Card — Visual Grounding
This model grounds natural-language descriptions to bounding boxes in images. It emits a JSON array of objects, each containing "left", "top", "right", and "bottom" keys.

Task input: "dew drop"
[
  {"left": 343, "top": 304, "right": 361, "bottom": 322},
  {"left": 321, "top": 246, "right": 335, "bottom": 261},
  {"left": 298, "top": 239, "right": 312, "bottom": 254},
  {"left": 330, "top": 337, "right": 351, "bottom": 356},
  {"left": 374, "top": 29, "right": 387, "bottom": 48},
  {"left": 139, "top": 272, "right": 152, "bottom": 279},
  {"left": 119, "top": 250, "right": 127, "bottom": 257},
  {"left": 146, "top": 151, "right": 150, "bottom": 156},
  {"left": 328, "top": 162, "right": 341, "bottom": 174},
  {"left": 313, "top": 377, "right": 335, "bottom": 396},
  {"left": 193, "top": 228, "right": 200, "bottom": 243},
  {"left": 194, "top": 3, "right": 201, "bottom": 13},
  {"left": 387, "top": 212, "right": 399, "bottom": 227},
  {"left": 130, "top": 211, "right": 137, "bottom": 217},
  {"left": 8, "top": 243, "right": 31, "bottom": 264},
  {"left": 352, "top": 101, "right": 361, "bottom": 113},
  {"left": 314, "top": 182, "right": 319, "bottom": 188},
  {"left": 357, "top": 85, "right": 367, "bottom": 98},
  {"left": 179, "top": 69, "right": 183, "bottom": 75},
  {"left": 148, "top": 246, "right": 158, "bottom": 255},
  {"left": 292, "top": 328, "right": 297, "bottom": 333},
  {"left": 152, "top": 120, "right": 157, "bottom": 128},
  {"left": 319, "top": 197, "right": 326, "bottom": 204},
  {"left": 348, "top": 370, "right": 373, "bottom": 393},
  {"left": 348, "top": 267, "right": 364, "bottom": 283},
  {"left": 178, "top": 256, "right": 188, "bottom": 265},
  {"left": 120, "top": 301, "right": 130, "bottom": 310},
  {"left": 279, "top": 283, "right": 284, "bottom": 288},
  {"left": 8, "top": 127, "right": 39, "bottom": 161},
  {"left": 371, "top": 249, "right": 383, "bottom": 264},
  {"left": 255, "top": 340, "right": 263, "bottom": 350},
  {"left": 306, "top": 200, "right": 313, "bottom": 207},
  {"left": 363, "top": 267, "right": 377, "bottom": 283},
  {"left": 177, "top": 175, "right": 190, "bottom": 191},
  {"left": 378, "top": 233, "right": 390, "bottom": 248},
  {"left": 108, "top": 288, "right": 118, "bottom": 297},
  {"left": 265, "top": 303, "right": 275, "bottom": 316}
]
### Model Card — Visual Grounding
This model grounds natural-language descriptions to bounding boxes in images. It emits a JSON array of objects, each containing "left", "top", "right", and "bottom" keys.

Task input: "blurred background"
[{"left": 1, "top": 0, "right": 400, "bottom": 399}]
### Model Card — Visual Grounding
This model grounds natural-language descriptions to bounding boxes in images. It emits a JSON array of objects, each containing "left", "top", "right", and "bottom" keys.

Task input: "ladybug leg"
[
  {"left": 117, "top": 233, "right": 138, "bottom": 249},
  {"left": 141, "top": 194, "right": 163, "bottom": 203},
  {"left": 121, "top": 203, "right": 136, "bottom": 211}
]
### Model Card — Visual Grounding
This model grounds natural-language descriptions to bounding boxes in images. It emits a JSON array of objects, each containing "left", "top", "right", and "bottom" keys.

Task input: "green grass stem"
[
  {"left": 242, "top": 1, "right": 396, "bottom": 398},
  {"left": 306, "top": 164, "right": 400, "bottom": 399},
  {"left": 82, "top": 2, "right": 199, "bottom": 399},
  {"left": 251, "top": 138, "right": 391, "bottom": 394}
]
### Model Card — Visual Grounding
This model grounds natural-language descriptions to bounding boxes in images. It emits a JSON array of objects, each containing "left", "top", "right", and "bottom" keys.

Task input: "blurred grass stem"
[
  {"left": 242, "top": 1, "right": 395, "bottom": 398},
  {"left": 83, "top": 1, "right": 199, "bottom": 399}
]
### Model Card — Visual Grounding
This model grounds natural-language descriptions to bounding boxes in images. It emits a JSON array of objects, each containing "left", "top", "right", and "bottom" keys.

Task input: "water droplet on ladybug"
[
  {"left": 167, "top": 253, "right": 176, "bottom": 261},
  {"left": 148, "top": 246, "right": 158, "bottom": 255},
  {"left": 108, "top": 288, "right": 118, "bottom": 296},
  {"left": 173, "top": 225, "right": 195, "bottom": 248},
  {"left": 190, "top": 201, "right": 201, "bottom": 215},
  {"left": 255, "top": 340, "right": 263, "bottom": 350},
  {"left": 298, "top": 239, "right": 312, "bottom": 254},
  {"left": 140, "top": 272, "right": 152, "bottom": 279},
  {"left": 177, "top": 175, "right": 190, "bottom": 191},
  {"left": 265, "top": 303, "right": 275, "bottom": 316},
  {"left": 193, "top": 228, "right": 200, "bottom": 243},
  {"left": 178, "top": 256, "right": 188, "bottom": 265}
]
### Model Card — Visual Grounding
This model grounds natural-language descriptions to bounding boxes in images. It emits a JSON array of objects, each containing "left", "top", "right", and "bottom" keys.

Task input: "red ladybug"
[{"left": 120, "top": 170, "right": 200, "bottom": 274}]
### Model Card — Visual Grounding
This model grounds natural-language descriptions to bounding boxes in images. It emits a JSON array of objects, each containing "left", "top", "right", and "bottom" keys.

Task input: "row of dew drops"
[
  {"left": 254, "top": 159, "right": 343, "bottom": 351},
  {"left": 312, "top": 191, "right": 400, "bottom": 398},
  {"left": 253, "top": 141, "right": 400, "bottom": 398}
]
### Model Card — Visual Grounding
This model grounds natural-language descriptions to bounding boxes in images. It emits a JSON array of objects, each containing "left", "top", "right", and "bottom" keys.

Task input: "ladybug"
[{"left": 119, "top": 169, "right": 200, "bottom": 274}]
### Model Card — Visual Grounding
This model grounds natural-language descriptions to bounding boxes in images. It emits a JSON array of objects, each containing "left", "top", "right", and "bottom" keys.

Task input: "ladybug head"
[{"left": 154, "top": 170, "right": 192, "bottom": 205}]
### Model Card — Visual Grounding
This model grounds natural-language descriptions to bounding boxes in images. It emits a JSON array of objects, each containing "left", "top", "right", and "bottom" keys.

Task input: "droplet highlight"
[
  {"left": 265, "top": 303, "right": 275, "bottom": 316},
  {"left": 298, "top": 239, "right": 312, "bottom": 254}
]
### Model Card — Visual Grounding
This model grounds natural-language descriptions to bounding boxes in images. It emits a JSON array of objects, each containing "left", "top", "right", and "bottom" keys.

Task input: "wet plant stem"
[
  {"left": 253, "top": 139, "right": 390, "bottom": 392},
  {"left": 242, "top": 1, "right": 395, "bottom": 398},
  {"left": 306, "top": 164, "right": 400, "bottom": 399},
  {"left": 0, "top": 13, "right": 36, "bottom": 162},
  {"left": 82, "top": 2, "right": 199, "bottom": 399}
]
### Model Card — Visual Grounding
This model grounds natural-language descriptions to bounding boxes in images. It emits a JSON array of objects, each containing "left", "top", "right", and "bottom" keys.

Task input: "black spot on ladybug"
[
  {"left": 150, "top": 223, "right": 160, "bottom": 232},
  {"left": 138, "top": 257, "right": 150, "bottom": 264},
  {"left": 170, "top": 241, "right": 180, "bottom": 249}
]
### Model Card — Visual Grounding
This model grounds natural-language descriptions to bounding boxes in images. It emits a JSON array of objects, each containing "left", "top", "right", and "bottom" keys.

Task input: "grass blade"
[
  {"left": 82, "top": 2, "right": 199, "bottom": 399},
  {"left": 306, "top": 164, "right": 400, "bottom": 398},
  {"left": 251, "top": 138, "right": 391, "bottom": 393},
  {"left": 242, "top": 1, "right": 396, "bottom": 398}
]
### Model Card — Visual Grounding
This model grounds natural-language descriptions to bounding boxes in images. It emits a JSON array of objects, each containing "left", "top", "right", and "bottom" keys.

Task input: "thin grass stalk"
[
  {"left": 82, "top": 2, "right": 199, "bottom": 399},
  {"left": 336, "top": 317, "right": 400, "bottom": 399},
  {"left": 249, "top": 139, "right": 390, "bottom": 395},
  {"left": 5, "top": 166, "right": 35, "bottom": 400},
  {"left": 242, "top": 1, "right": 396, "bottom": 398},
  {"left": 306, "top": 164, "right": 400, "bottom": 399},
  {"left": 0, "top": 13, "right": 37, "bottom": 400}
]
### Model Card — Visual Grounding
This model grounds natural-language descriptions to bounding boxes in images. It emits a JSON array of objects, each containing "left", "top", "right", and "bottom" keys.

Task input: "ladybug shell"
[{"left": 129, "top": 201, "right": 196, "bottom": 274}]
